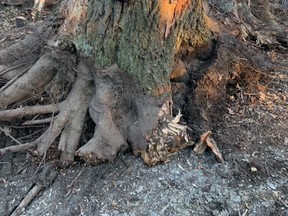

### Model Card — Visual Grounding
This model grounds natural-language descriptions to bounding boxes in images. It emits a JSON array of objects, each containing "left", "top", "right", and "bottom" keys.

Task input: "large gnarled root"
[
  {"left": 76, "top": 81, "right": 127, "bottom": 164},
  {"left": 76, "top": 65, "right": 165, "bottom": 164},
  {"left": 77, "top": 65, "right": 193, "bottom": 166},
  {"left": 0, "top": 61, "right": 93, "bottom": 167},
  {"left": 33, "top": 61, "right": 93, "bottom": 166},
  {"left": 0, "top": 31, "right": 46, "bottom": 82},
  {"left": 0, "top": 61, "right": 193, "bottom": 166}
]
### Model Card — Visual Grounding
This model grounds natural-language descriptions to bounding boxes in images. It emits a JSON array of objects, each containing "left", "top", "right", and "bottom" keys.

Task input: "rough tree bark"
[
  {"left": 0, "top": 0, "right": 286, "bottom": 166},
  {"left": 0, "top": 0, "right": 210, "bottom": 166}
]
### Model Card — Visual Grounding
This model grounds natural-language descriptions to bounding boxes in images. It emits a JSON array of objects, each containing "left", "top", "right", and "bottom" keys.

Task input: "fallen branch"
[
  {"left": 0, "top": 126, "right": 23, "bottom": 145},
  {"left": 10, "top": 162, "right": 58, "bottom": 216},
  {"left": 10, "top": 184, "right": 43, "bottom": 216}
]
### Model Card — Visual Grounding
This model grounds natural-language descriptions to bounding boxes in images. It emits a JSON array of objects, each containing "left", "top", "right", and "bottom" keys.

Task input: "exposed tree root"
[
  {"left": 23, "top": 117, "right": 55, "bottom": 125},
  {"left": 0, "top": 53, "right": 56, "bottom": 108},
  {"left": 9, "top": 162, "right": 58, "bottom": 216},
  {"left": 0, "top": 51, "right": 192, "bottom": 166},
  {"left": 33, "top": 61, "right": 93, "bottom": 166},
  {"left": 0, "top": 56, "right": 93, "bottom": 166},
  {"left": 207, "top": 0, "right": 288, "bottom": 48},
  {"left": 0, "top": 33, "right": 42, "bottom": 64},
  {"left": 0, "top": 143, "right": 36, "bottom": 156},
  {"left": 77, "top": 65, "right": 165, "bottom": 164},
  {"left": 0, "top": 104, "right": 60, "bottom": 121},
  {"left": 4, "top": 0, "right": 285, "bottom": 167}
]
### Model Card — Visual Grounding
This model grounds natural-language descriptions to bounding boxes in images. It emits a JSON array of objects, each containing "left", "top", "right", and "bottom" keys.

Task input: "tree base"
[
  {"left": 1, "top": 0, "right": 286, "bottom": 167},
  {"left": 0, "top": 30, "right": 193, "bottom": 167}
]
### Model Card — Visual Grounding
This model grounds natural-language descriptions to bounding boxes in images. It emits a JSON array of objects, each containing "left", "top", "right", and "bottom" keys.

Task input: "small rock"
[
  {"left": 211, "top": 209, "right": 220, "bottom": 216},
  {"left": 136, "top": 185, "right": 143, "bottom": 193},
  {"left": 262, "top": 201, "right": 272, "bottom": 208},
  {"left": 206, "top": 197, "right": 212, "bottom": 203},
  {"left": 250, "top": 167, "right": 258, "bottom": 172},
  {"left": 267, "top": 182, "right": 277, "bottom": 190}
]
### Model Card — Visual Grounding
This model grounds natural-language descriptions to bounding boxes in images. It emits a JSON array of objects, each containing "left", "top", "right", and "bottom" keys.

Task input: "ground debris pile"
[{"left": 142, "top": 110, "right": 195, "bottom": 166}]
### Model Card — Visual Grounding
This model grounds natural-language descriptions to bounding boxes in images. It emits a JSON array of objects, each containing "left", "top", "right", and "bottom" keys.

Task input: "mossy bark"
[{"left": 61, "top": 0, "right": 211, "bottom": 93}]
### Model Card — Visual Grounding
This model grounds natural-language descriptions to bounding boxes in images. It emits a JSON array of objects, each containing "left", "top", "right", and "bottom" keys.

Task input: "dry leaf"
[
  {"left": 206, "top": 136, "right": 224, "bottom": 163},
  {"left": 193, "top": 131, "right": 212, "bottom": 154},
  {"left": 193, "top": 141, "right": 207, "bottom": 155},
  {"left": 193, "top": 131, "right": 224, "bottom": 163},
  {"left": 142, "top": 110, "right": 194, "bottom": 166}
]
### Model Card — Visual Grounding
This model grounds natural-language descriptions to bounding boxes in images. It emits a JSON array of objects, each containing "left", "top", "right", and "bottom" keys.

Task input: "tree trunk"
[
  {"left": 60, "top": 0, "right": 210, "bottom": 93},
  {"left": 61, "top": 0, "right": 210, "bottom": 165}
]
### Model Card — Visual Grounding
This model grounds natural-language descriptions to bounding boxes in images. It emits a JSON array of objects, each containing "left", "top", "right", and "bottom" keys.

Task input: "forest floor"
[{"left": 0, "top": 1, "right": 288, "bottom": 216}]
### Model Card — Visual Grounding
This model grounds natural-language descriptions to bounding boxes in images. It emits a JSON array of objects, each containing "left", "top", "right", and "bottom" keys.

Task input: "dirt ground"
[{"left": 0, "top": 1, "right": 288, "bottom": 216}]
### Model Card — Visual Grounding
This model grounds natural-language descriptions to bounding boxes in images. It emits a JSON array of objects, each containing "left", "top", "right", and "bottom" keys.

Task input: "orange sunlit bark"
[{"left": 159, "top": 0, "right": 190, "bottom": 39}]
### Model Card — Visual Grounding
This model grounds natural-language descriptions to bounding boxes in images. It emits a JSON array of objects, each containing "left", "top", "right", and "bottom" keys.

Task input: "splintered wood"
[{"left": 142, "top": 110, "right": 194, "bottom": 166}]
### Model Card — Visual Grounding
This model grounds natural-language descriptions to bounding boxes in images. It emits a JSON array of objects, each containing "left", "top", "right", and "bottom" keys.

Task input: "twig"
[
  {"left": 17, "top": 128, "right": 45, "bottom": 140},
  {"left": 31, "top": 111, "right": 57, "bottom": 179},
  {"left": 67, "top": 164, "right": 86, "bottom": 188},
  {"left": 0, "top": 37, "right": 7, "bottom": 44},
  {"left": 11, "top": 161, "right": 58, "bottom": 215},
  {"left": 0, "top": 162, "right": 10, "bottom": 164},
  {"left": 242, "top": 208, "right": 249, "bottom": 216},
  {"left": 0, "top": 67, "right": 29, "bottom": 91},
  {"left": 64, "top": 165, "right": 86, "bottom": 198},
  {"left": 17, "top": 164, "right": 30, "bottom": 174},
  {"left": 0, "top": 127, "right": 23, "bottom": 145},
  {"left": 23, "top": 117, "right": 54, "bottom": 125},
  {"left": 32, "top": 155, "right": 46, "bottom": 180},
  {"left": 264, "top": 159, "right": 271, "bottom": 177},
  {"left": 251, "top": 67, "right": 280, "bottom": 79},
  {"left": 0, "top": 63, "right": 26, "bottom": 76}
]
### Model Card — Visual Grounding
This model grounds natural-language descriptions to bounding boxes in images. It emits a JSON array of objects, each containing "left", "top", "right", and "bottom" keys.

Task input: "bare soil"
[{"left": 1, "top": 1, "right": 288, "bottom": 216}]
